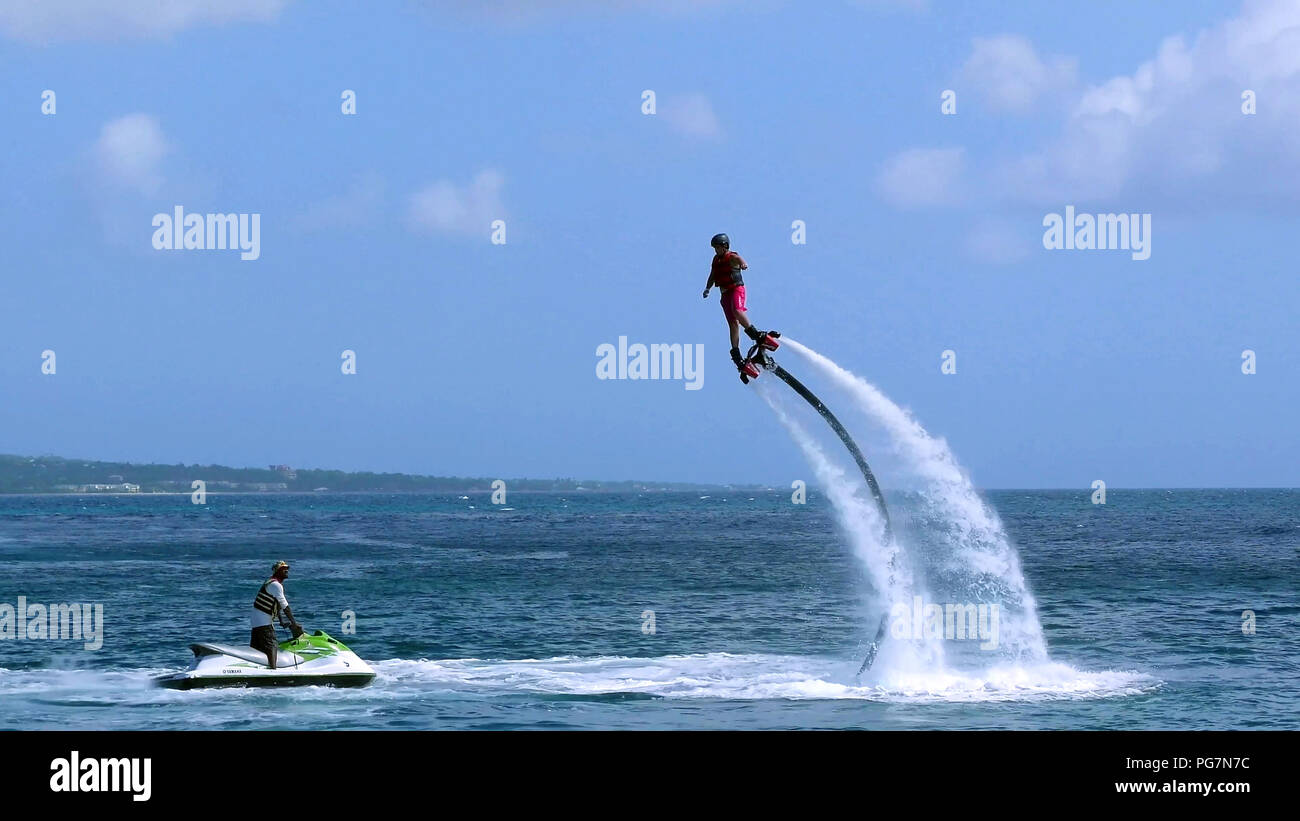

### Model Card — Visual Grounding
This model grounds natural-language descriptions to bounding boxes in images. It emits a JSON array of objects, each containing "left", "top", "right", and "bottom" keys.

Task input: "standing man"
[{"left": 250, "top": 560, "right": 304, "bottom": 668}]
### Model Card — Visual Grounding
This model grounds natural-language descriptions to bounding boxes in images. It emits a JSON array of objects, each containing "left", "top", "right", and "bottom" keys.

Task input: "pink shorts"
[{"left": 720, "top": 285, "right": 747, "bottom": 322}]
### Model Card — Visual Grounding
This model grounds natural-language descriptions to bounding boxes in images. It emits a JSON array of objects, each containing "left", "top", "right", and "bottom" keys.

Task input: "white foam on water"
[
  {"left": 0, "top": 653, "right": 1157, "bottom": 708},
  {"left": 745, "top": 337, "right": 1142, "bottom": 696},
  {"left": 373, "top": 656, "right": 1157, "bottom": 703}
]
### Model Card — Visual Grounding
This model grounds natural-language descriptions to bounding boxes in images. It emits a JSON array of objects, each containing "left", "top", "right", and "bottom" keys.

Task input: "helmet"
[
  {"left": 710, "top": 233, "right": 730, "bottom": 250},
  {"left": 271, "top": 560, "right": 290, "bottom": 575}
]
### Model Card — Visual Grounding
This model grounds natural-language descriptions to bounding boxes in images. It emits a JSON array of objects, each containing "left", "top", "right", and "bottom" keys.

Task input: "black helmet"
[{"left": 710, "top": 233, "right": 730, "bottom": 249}]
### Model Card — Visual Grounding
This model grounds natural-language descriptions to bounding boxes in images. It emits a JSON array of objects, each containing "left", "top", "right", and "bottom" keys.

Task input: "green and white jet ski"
[{"left": 155, "top": 630, "right": 376, "bottom": 690}]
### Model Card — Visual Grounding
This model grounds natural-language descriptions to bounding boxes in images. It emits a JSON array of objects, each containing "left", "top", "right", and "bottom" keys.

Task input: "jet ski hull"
[
  {"left": 158, "top": 671, "right": 375, "bottom": 690},
  {"left": 155, "top": 631, "right": 376, "bottom": 690}
]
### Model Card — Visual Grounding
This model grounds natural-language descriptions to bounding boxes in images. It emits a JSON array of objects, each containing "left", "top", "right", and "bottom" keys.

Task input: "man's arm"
[
  {"left": 269, "top": 581, "right": 304, "bottom": 637},
  {"left": 281, "top": 607, "right": 305, "bottom": 638},
  {"left": 703, "top": 270, "right": 715, "bottom": 298}
]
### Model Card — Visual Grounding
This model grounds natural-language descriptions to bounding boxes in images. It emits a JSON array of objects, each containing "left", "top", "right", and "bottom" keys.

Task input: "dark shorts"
[
  {"left": 250, "top": 625, "right": 278, "bottom": 669},
  {"left": 720, "top": 285, "right": 747, "bottom": 322}
]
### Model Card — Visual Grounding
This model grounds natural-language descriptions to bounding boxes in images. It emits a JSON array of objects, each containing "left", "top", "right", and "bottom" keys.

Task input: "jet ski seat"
[{"left": 190, "top": 643, "right": 305, "bottom": 667}]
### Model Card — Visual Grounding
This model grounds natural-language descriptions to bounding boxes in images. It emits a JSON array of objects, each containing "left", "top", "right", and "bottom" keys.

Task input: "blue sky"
[{"left": 1, "top": 0, "right": 1296, "bottom": 488}]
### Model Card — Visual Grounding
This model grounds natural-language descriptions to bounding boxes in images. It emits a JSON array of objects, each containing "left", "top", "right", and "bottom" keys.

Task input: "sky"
[{"left": 0, "top": 0, "right": 1296, "bottom": 488}]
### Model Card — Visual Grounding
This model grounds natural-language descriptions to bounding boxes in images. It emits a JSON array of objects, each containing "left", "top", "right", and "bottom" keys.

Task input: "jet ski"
[{"left": 155, "top": 630, "right": 376, "bottom": 690}]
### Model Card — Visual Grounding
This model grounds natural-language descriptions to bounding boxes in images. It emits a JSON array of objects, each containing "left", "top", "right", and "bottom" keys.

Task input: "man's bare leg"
[{"left": 737, "top": 310, "right": 775, "bottom": 349}]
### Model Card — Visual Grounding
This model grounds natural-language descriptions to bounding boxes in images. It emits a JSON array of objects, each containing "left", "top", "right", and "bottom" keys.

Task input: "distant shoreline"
[
  {"left": 0, "top": 454, "right": 767, "bottom": 495},
  {"left": 3, "top": 455, "right": 1293, "bottom": 495},
  {"left": 0, "top": 488, "right": 780, "bottom": 497}
]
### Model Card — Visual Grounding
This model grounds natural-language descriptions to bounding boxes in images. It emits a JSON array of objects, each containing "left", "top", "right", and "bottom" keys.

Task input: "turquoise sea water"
[{"left": 0, "top": 490, "right": 1295, "bottom": 729}]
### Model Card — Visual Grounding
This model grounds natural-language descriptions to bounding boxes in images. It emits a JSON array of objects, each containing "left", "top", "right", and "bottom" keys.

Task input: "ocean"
[{"left": 1, "top": 488, "right": 1295, "bottom": 730}]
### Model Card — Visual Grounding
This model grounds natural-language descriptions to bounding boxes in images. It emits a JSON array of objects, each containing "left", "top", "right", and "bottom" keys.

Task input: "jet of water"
[
  {"left": 755, "top": 382, "right": 943, "bottom": 676},
  {"left": 768, "top": 337, "right": 1049, "bottom": 666}
]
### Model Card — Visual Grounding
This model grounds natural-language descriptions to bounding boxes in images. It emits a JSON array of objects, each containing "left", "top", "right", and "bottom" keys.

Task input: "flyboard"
[{"left": 741, "top": 332, "right": 892, "bottom": 675}]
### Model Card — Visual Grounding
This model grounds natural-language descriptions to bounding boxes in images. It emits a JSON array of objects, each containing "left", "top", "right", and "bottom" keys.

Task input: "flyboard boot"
[
  {"left": 744, "top": 326, "right": 781, "bottom": 351},
  {"left": 732, "top": 347, "right": 760, "bottom": 383}
]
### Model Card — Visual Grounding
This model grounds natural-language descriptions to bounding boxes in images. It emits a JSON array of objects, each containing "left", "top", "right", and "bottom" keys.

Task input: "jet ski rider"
[{"left": 250, "top": 560, "right": 305, "bottom": 668}]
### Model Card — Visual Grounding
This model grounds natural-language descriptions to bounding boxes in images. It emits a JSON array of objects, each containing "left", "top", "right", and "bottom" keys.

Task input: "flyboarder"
[{"left": 702, "top": 233, "right": 780, "bottom": 381}]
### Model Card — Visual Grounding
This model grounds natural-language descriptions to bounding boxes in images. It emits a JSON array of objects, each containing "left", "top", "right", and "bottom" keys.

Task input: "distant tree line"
[{"left": 0, "top": 454, "right": 753, "bottom": 494}]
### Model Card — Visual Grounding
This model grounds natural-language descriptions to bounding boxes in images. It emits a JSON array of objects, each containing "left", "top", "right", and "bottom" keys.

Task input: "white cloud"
[
  {"left": 961, "top": 34, "right": 1077, "bottom": 113},
  {"left": 93, "top": 114, "right": 169, "bottom": 195},
  {"left": 662, "top": 93, "right": 722, "bottom": 140},
  {"left": 881, "top": 0, "right": 1300, "bottom": 216},
  {"left": 408, "top": 170, "right": 506, "bottom": 236},
  {"left": 847, "top": 0, "right": 929, "bottom": 12},
  {"left": 418, "top": 0, "right": 743, "bottom": 23},
  {"left": 964, "top": 218, "right": 1031, "bottom": 265},
  {"left": 876, "top": 147, "right": 965, "bottom": 209},
  {"left": 998, "top": 0, "right": 1300, "bottom": 206},
  {"left": 84, "top": 113, "right": 210, "bottom": 249},
  {"left": 0, "top": 0, "right": 290, "bottom": 42},
  {"left": 295, "top": 174, "right": 386, "bottom": 232}
]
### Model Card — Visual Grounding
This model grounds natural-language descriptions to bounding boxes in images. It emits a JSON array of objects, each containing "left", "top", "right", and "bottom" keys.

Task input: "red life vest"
[{"left": 711, "top": 251, "right": 746, "bottom": 291}]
